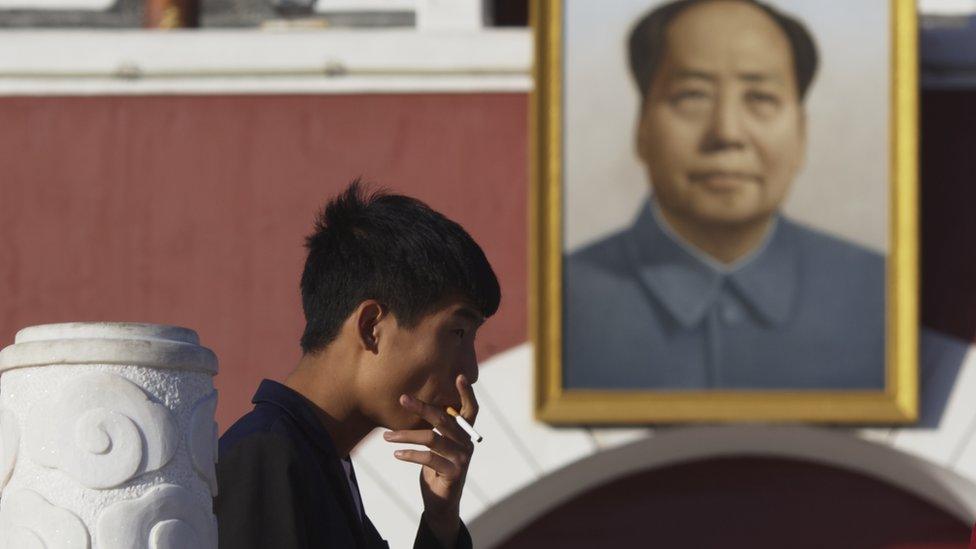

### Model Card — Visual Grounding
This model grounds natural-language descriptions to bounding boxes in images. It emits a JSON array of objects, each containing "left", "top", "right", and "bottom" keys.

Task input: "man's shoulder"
[
  {"left": 566, "top": 229, "right": 632, "bottom": 278},
  {"left": 781, "top": 218, "right": 886, "bottom": 317},
  {"left": 219, "top": 404, "right": 303, "bottom": 459},
  {"left": 563, "top": 229, "right": 652, "bottom": 334},
  {"left": 214, "top": 405, "right": 339, "bottom": 549},
  {"left": 782, "top": 218, "right": 885, "bottom": 274}
]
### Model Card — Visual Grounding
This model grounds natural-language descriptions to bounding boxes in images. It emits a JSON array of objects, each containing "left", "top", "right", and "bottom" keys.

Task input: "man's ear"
[
  {"left": 355, "top": 300, "right": 387, "bottom": 354},
  {"left": 795, "top": 108, "right": 808, "bottom": 172},
  {"left": 635, "top": 101, "right": 655, "bottom": 164}
]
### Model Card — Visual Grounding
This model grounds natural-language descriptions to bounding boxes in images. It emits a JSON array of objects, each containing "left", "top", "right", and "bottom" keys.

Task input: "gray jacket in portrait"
[{"left": 563, "top": 200, "right": 885, "bottom": 390}]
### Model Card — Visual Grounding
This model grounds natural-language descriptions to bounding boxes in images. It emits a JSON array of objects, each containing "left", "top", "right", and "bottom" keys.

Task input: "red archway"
[{"left": 499, "top": 457, "right": 970, "bottom": 548}]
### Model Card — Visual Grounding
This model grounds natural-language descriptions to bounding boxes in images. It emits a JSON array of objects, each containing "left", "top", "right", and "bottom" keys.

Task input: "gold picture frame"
[{"left": 531, "top": 0, "right": 918, "bottom": 424}]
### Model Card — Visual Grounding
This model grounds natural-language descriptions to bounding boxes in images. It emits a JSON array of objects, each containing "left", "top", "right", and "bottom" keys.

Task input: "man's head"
[
  {"left": 628, "top": 0, "right": 819, "bottom": 228},
  {"left": 300, "top": 181, "right": 500, "bottom": 430}
]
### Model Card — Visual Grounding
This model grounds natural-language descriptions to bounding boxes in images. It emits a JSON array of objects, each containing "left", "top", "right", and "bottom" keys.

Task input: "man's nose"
[
  {"left": 703, "top": 94, "right": 747, "bottom": 151},
  {"left": 461, "top": 351, "right": 479, "bottom": 386}
]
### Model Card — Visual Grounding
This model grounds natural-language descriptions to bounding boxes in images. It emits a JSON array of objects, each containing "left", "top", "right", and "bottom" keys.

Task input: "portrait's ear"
[
  {"left": 635, "top": 109, "right": 652, "bottom": 163},
  {"left": 795, "top": 108, "right": 809, "bottom": 169},
  {"left": 355, "top": 300, "right": 386, "bottom": 354}
]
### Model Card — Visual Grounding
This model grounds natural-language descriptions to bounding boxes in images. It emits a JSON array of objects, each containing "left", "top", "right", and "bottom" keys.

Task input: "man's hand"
[{"left": 383, "top": 374, "right": 478, "bottom": 548}]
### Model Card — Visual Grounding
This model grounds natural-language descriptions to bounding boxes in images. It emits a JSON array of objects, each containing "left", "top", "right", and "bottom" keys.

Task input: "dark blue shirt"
[
  {"left": 564, "top": 201, "right": 886, "bottom": 390},
  {"left": 215, "top": 379, "right": 473, "bottom": 549}
]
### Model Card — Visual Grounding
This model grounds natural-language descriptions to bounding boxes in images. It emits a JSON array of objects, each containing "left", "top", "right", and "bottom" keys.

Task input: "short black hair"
[
  {"left": 299, "top": 180, "right": 501, "bottom": 355},
  {"left": 628, "top": 0, "right": 819, "bottom": 104}
]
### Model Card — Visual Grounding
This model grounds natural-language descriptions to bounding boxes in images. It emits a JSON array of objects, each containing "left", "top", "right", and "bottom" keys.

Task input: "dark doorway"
[{"left": 499, "top": 457, "right": 970, "bottom": 549}]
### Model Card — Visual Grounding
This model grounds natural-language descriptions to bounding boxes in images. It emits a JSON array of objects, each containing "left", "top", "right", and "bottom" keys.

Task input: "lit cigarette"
[{"left": 446, "top": 407, "right": 483, "bottom": 443}]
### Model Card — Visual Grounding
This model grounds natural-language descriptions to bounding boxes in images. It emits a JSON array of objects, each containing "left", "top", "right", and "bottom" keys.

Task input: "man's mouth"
[{"left": 688, "top": 171, "right": 761, "bottom": 192}]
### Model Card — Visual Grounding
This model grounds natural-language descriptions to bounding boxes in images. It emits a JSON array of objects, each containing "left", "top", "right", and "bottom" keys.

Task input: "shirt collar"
[
  {"left": 624, "top": 199, "right": 797, "bottom": 328},
  {"left": 251, "top": 379, "right": 340, "bottom": 459}
]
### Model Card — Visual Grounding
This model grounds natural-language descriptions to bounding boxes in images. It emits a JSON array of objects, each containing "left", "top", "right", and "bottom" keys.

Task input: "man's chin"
[{"left": 687, "top": 201, "right": 775, "bottom": 228}]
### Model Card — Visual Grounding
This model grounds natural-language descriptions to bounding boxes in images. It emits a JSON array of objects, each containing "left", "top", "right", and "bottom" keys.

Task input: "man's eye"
[
  {"left": 671, "top": 90, "right": 709, "bottom": 102},
  {"left": 745, "top": 91, "right": 780, "bottom": 106},
  {"left": 670, "top": 90, "right": 711, "bottom": 113}
]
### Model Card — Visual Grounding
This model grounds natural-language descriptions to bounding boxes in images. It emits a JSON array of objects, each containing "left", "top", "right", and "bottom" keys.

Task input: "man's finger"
[
  {"left": 399, "top": 394, "right": 468, "bottom": 445},
  {"left": 456, "top": 374, "right": 479, "bottom": 424},
  {"left": 384, "top": 429, "right": 471, "bottom": 463},
  {"left": 393, "top": 449, "right": 461, "bottom": 478}
]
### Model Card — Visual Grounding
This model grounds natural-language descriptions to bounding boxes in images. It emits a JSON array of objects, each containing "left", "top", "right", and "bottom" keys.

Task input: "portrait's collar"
[{"left": 625, "top": 198, "right": 797, "bottom": 328}]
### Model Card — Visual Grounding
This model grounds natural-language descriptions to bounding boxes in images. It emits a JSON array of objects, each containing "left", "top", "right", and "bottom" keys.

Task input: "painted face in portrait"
[{"left": 636, "top": 0, "right": 806, "bottom": 228}]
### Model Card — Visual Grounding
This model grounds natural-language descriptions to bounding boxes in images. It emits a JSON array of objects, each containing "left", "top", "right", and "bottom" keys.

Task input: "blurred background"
[{"left": 3, "top": 0, "right": 976, "bottom": 547}]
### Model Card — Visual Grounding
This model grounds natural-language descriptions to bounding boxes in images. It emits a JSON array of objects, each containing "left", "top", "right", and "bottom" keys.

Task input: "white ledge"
[{"left": 0, "top": 29, "right": 532, "bottom": 95}]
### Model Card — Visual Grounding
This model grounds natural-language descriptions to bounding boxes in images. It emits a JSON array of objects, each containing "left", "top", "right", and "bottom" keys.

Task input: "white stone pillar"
[{"left": 0, "top": 322, "right": 219, "bottom": 549}]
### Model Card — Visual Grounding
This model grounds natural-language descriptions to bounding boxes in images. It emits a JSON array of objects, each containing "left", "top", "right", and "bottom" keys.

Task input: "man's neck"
[
  {"left": 655, "top": 205, "right": 775, "bottom": 266},
  {"left": 285, "top": 351, "right": 374, "bottom": 458}
]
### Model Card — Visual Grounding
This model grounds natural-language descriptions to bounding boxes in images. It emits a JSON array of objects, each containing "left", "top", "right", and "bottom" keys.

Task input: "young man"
[{"left": 215, "top": 182, "right": 500, "bottom": 548}]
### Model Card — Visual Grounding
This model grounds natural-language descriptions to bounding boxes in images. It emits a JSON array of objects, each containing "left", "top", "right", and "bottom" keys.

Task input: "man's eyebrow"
[
  {"left": 453, "top": 306, "right": 485, "bottom": 326},
  {"left": 672, "top": 69, "right": 716, "bottom": 82},
  {"left": 737, "top": 72, "right": 784, "bottom": 84},
  {"left": 670, "top": 69, "right": 784, "bottom": 85}
]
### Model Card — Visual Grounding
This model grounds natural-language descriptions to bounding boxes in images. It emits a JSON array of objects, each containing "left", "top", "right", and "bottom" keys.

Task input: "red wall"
[
  {"left": 0, "top": 94, "right": 527, "bottom": 431},
  {"left": 1, "top": 89, "right": 974, "bottom": 432}
]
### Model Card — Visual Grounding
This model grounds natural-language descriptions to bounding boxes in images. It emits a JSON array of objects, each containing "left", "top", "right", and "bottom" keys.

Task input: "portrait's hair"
[
  {"left": 628, "top": 0, "right": 819, "bottom": 103},
  {"left": 299, "top": 179, "right": 501, "bottom": 354}
]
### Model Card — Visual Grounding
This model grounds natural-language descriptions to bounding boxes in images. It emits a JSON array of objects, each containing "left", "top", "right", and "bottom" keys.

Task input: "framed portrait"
[{"left": 531, "top": 0, "right": 918, "bottom": 424}]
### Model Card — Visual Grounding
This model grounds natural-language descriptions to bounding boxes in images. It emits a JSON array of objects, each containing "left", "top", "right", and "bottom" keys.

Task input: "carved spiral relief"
[
  {"left": 187, "top": 391, "right": 219, "bottom": 496},
  {"left": 25, "top": 372, "right": 177, "bottom": 489},
  {"left": 0, "top": 489, "right": 90, "bottom": 549},
  {"left": 97, "top": 484, "right": 217, "bottom": 549},
  {"left": 0, "top": 408, "right": 19, "bottom": 493}
]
